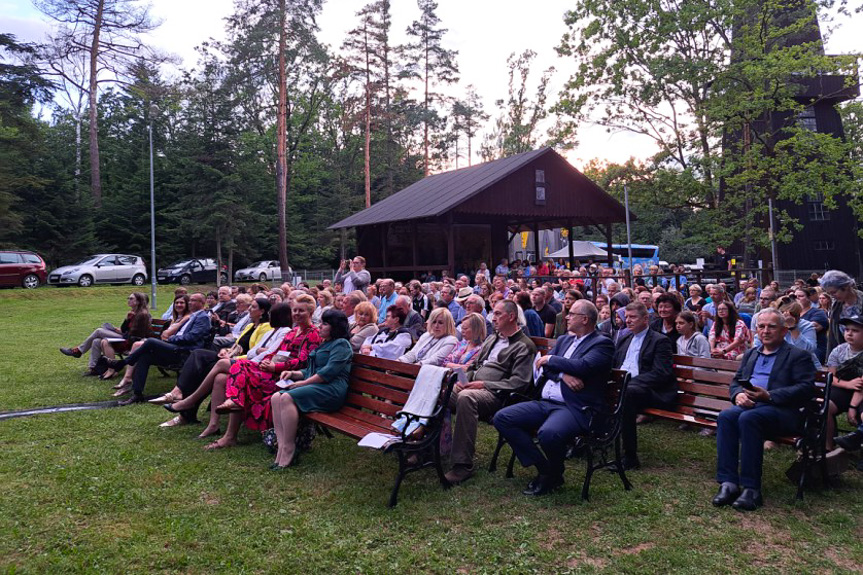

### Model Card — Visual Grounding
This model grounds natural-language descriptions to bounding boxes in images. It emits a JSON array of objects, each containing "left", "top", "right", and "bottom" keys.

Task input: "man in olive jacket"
[{"left": 445, "top": 299, "right": 538, "bottom": 485}]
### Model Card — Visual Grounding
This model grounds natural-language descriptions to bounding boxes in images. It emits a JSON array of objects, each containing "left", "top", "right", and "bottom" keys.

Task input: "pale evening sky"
[{"left": 3, "top": 0, "right": 861, "bottom": 169}]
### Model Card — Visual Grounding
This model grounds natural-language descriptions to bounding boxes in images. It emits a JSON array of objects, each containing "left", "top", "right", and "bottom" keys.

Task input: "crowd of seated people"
[{"left": 58, "top": 258, "right": 863, "bottom": 509}]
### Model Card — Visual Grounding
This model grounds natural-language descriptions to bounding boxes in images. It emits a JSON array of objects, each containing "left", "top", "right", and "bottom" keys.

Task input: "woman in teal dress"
[{"left": 269, "top": 309, "right": 353, "bottom": 469}]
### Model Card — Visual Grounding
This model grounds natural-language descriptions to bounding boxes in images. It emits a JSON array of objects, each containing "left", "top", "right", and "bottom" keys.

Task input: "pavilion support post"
[
  {"left": 447, "top": 214, "right": 455, "bottom": 278},
  {"left": 605, "top": 223, "right": 613, "bottom": 268},
  {"left": 411, "top": 220, "right": 418, "bottom": 271},
  {"left": 567, "top": 219, "right": 575, "bottom": 271},
  {"left": 340, "top": 228, "right": 346, "bottom": 261},
  {"left": 533, "top": 221, "right": 540, "bottom": 267},
  {"left": 381, "top": 224, "right": 389, "bottom": 277}
]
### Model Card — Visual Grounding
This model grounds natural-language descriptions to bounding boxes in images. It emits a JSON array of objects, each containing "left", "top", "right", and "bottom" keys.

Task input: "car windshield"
[
  {"left": 73, "top": 256, "right": 102, "bottom": 266},
  {"left": 166, "top": 261, "right": 192, "bottom": 270}
]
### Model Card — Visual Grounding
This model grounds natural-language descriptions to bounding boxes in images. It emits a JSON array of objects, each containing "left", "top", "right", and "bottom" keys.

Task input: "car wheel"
[
  {"left": 78, "top": 275, "right": 93, "bottom": 287},
  {"left": 22, "top": 274, "right": 40, "bottom": 289},
  {"left": 132, "top": 274, "right": 146, "bottom": 286},
  {"left": 179, "top": 274, "right": 191, "bottom": 286},
  {"left": 259, "top": 272, "right": 267, "bottom": 282}
]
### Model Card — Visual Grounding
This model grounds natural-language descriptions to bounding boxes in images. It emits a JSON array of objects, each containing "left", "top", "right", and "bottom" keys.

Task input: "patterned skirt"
[{"left": 225, "top": 359, "right": 280, "bottom": 431}]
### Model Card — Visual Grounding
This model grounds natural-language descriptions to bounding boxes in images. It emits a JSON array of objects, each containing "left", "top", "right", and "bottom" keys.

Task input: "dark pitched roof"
[{"left": 329, "top": 148, "right": 552, "bottom": 230}]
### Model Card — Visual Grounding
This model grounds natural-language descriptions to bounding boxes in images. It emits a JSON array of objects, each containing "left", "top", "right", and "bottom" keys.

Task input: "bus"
[{"left": 590, "top": 242, "right": 660, "bottom": 269}]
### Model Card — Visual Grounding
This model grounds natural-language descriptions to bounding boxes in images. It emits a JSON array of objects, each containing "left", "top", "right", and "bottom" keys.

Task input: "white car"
[
  {"left": 48, "top": 254, "right": 148, "bottom": 287},
  {"left": 234, "top": 260, "right": 290, "bottom": 282}
]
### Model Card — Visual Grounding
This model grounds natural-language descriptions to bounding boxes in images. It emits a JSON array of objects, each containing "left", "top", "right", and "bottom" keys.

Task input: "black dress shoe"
[
  {"left": 731, "top": 488, "right": 763, "bottom": 512},
  {"left": 118, "top": 394, "right": 145, "bottom": 406},
  {"left": 163, "top": 403, "right": 180, "bottom": 414},
  {"left": 712, "top": 482, "right": 740, "bottom": 507},
  {"left": 621, "top": 455, "right": 641, "bottom": 471},
  {"left": 522, "top": 474, "right": 564, "bottom": 496},
  {"left": 103, "top": 357, "right": 125, "bottom": 371},
  {"left": 835, "top": 431, "right": 863, "bottom": 451},
  {"left": 60, "top": 347, "right": 82, "bottom": 358}
]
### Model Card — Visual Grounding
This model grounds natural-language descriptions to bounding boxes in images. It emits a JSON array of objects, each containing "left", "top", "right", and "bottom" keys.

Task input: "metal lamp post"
[{"left": 148, "top": 107, "right": 157, "bottom": 312}]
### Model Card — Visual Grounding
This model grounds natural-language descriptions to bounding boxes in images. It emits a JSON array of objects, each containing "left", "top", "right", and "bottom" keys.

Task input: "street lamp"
[{"left": 148, "top": 104, "right": 157, "bottom": 312}]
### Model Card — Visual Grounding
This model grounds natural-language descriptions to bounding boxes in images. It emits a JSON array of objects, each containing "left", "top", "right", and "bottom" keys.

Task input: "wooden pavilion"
[{"left": 329, "top": 148, "right": 631, "bottom": 280}]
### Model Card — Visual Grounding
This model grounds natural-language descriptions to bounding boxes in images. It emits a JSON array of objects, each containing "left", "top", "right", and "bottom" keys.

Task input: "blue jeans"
[{"left": 716, "top": 404, "right": 803, "bottom": 490}]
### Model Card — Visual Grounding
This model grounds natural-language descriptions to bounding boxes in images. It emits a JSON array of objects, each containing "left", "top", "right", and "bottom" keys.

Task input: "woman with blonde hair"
[
  {"left": 312, "top": 289, "right": 333, "bottom": 326},
  {"left": 443, "top": 312, "right": 486, "bottom": 369},
  {"left": 349, "top": 301, "right": 378, "bottom": 352},
  {"left": 397, "top": 307, "right": 458, "bottom": 366}
]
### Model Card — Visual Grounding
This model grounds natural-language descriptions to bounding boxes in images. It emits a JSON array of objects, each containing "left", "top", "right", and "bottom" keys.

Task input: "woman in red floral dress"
[{"left": 204, "top": 294, "right": 321, "bottom": 450}]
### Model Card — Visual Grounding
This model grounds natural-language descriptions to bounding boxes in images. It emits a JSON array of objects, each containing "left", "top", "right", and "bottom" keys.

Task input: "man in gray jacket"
[
  {"left": 445, "top": 299, "right": 538, "bottom": 485},
  {"left": 334, "top": 256, "right": 371, "bottom": 294}
]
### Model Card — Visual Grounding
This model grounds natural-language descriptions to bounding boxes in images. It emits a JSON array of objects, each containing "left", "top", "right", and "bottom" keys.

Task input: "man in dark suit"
[
  {"left": 712, "top": 308, "right": 816, "bottom": 511},
  {"left": 494, "top": 300, "right": 614, "bottom": 495},
  {"left": 104, "top": 292, "right": 213, "bottom": 405},
  {"left": 613, "top": 302, "right": 676, "bottom": 469}
]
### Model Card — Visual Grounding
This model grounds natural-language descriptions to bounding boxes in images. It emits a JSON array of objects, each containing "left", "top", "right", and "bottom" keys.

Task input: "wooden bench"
[
  {"left": 304, "top": 354, "right": 457, "bottom": 507},
  {"left": 643, "top": 354, "right": 834, "bottom": 499}
]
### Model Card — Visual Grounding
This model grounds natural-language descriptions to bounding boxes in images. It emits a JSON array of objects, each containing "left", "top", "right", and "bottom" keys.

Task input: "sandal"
[
  {"left": 100, "top": 370, "right": 117, "bottom": 381},
  {"left": 112, "top": 384, "right": 132, "bottom": 398},
  {"left": 149, "top": 392, "right": 180, "bottom": 405},
  {"left": 113, "top": 380, "right": 131, "bottom": 390},
  {"left": 159, "top": 416, "right": 187, "bottom": 428},
  {"left": 215, "top": 400, "right": 243, "bottom": 414},
  {"left": 204, "top": 439, "right": 235, "bottom": 450}
]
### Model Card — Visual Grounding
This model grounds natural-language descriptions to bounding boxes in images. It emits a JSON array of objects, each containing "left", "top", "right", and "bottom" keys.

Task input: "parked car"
[
  {"left": 234, "top": 260, "right": 290, "bottom": 282},
  {"left": 48, "top": 254, "right": 148, "bottom": 287},
  {"left": 157, "top": 258, "right": 228, "bottom": 285},
  {"left": 0, "top": 250, "right": 48, "bottom": 289}
]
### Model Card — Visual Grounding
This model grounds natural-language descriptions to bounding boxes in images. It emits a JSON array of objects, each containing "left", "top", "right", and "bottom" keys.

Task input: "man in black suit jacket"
[
  {"left": 613, "top": 302, "right": 676, "bottom": 469},
  {"left": 712, "top": 308, "right": 816, "bottom": 511},
  {"left": 494, "top": 300, "right": 614, "bottom": 495}
]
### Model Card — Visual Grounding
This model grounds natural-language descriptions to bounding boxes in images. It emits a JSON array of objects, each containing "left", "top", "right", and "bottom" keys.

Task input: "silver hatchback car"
[{"left": 48, "top": 254, "right": 148, "bottom": 287}]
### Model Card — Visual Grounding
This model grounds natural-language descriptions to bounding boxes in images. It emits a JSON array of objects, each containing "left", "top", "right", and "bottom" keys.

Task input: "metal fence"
[
  {"left": 774, "top": 269, "right": 826, "bottom": 286},
  {"left": 283, "top": 269, "right": 336, "bottom": 286}
]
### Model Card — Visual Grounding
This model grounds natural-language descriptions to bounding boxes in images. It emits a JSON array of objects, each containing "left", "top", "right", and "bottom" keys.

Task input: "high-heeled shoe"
[
  {"left": 149, "top": 392, "right": 180, "bottom": 405},
  {"left": 215, "top": 400, "right": 243, "bottom": 414},
  {"left": 270, "top": 452, "right": 300, "bottom": 470},
  {"left": 163, "top": 403, "right": 180, "bottom": 414}
]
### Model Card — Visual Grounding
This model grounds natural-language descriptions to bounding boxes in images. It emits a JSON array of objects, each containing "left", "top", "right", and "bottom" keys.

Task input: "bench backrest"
[
  {"left": 530, "top": 336, "right": 556, "bottom": 356},
  {"left": 671, "top": 354, "right": 831, "bottom": 421},
  {"left": 345, "top": 355, "right": 422, "bottom": 423}
]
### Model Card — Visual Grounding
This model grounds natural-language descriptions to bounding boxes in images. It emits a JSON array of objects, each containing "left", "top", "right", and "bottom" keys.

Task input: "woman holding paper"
[{"left": 270, "top": 309, "right": 352, "bottom": 469}]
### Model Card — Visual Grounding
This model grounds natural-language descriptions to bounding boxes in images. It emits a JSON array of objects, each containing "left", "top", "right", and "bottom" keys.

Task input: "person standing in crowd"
[
  {"left": 530, "top": 288, "right": 557, "bottom": 338},
  {"left": 820, "top": 270, "right": 863, "bottom": 355},
  {"left": 795, "top": 286, "right": 828, "bottom": 363},
  {"left": 376, "top": 278, "right": 398, "bottom": 324},
  {"left": 334, "top": 256, "right": 371, "bottom": 294}
]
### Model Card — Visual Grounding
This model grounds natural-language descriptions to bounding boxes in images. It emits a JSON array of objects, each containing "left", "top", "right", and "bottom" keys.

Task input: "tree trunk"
[
  {"left": 228, "top": 246, "right": 233, "bottom": 285},
  {"left": 216, "top": 233, "right": 223, "bottom": 288},
  {"left": 88, "top": 0, "right": 105, "bottom": 207},
  {"left": 276, "top": 0, "right": 289, "bottom": 272},
  {"left": 423, "top": 41, "right": 430, "bottom": 176},
  {"left": 364, "top": 22, "right": 371, "bottom": 208}
]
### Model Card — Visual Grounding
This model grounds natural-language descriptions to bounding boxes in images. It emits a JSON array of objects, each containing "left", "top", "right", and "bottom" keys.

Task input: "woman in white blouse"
[
  {"left": 397, "top": 307, "right": 458, "bottom": 366},
  {"left": 360, "top": 305, "right": 412, "bottom": 359}
]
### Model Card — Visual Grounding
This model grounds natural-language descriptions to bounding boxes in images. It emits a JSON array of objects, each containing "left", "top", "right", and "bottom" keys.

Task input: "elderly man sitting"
[
  {"left": 457, "top": 294, "right": 493, "bottom": 340},
  {"left": 712, "top": 308, "right": 817, "bottom": 511},
  {"left": 493, "top": 300, "right": 614, "bottom": 495},
  {"left": 444, "top": 300, "right": 537, "bottom": 485}
]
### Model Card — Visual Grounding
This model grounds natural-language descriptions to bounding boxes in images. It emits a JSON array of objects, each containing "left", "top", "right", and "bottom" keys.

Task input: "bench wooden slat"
[
  {"left": 351, "top": 366, "right": 416, "bottom": 392},
  {"left": 677, "top": 380, "right": 734, "bottom": 400},
  {"left": 344, "top": 392, "right": 403, "bottom": 417},
  {"left": 352, "top": 354, "right": 421, "bottom": 376},
  {"left": 306, "top": 412, "right": 375, "bottom": 439},
  {"left": 673, "top": 355, "right": 741, "bottom": 371},
  {"left": 673, "top": 366, "right": 736, "bottom": 385},
  {"left": 334, "top": 405, "right": 397, "bottom": 431},
  {"left": 347, "top": 379, "right": 411, "bottom": 404},
  {"left": 677, "top": 394, "right": 733, "bottom": 412}
]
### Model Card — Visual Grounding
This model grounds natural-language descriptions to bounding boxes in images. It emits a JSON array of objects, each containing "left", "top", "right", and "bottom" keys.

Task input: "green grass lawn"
[{"left": 1, "top": 286, "right": 861, "bottom": 574}]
